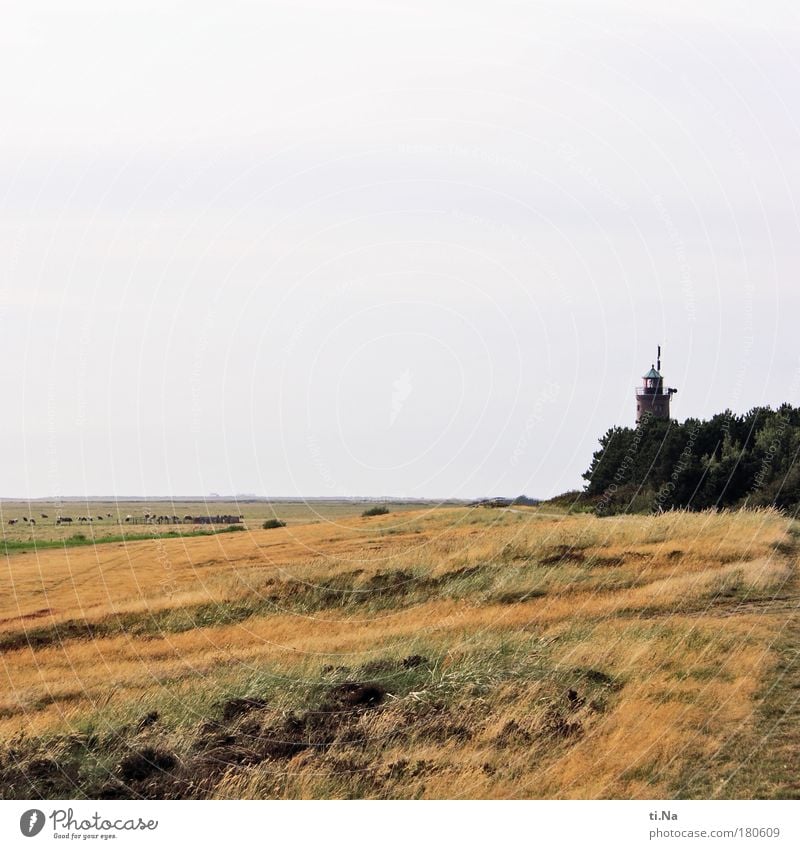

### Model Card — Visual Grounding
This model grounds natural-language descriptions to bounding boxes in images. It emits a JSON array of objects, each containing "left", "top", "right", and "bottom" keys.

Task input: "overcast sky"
[{"left": 1, "top": 0, "right": 799, "bottom": 499}]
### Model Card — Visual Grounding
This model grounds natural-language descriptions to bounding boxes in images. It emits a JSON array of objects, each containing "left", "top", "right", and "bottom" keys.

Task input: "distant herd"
[{"left": 6, "top": 512, "right": 244, "bottom": 527}]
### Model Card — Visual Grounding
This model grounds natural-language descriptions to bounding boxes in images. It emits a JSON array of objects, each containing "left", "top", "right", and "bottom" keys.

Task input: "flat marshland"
[
  {"left": 0, "top": 498, "right": 438, "bottom": 548},
  {"left": 0, "top": 506, "right": 797, "bottom": 799}
]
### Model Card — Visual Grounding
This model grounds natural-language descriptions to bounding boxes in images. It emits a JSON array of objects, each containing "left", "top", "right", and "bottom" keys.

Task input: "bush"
[
  {"left": 362, "top": 506, "right": 390, "bottom": 517},
  {"left": 262, "top": 519, "right": 287, "bottom": 530}
]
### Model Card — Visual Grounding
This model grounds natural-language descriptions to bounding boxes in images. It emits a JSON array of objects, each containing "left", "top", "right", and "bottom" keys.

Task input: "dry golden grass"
[{"left": 0, "top": 505, "right": 796, "bottom": 799}]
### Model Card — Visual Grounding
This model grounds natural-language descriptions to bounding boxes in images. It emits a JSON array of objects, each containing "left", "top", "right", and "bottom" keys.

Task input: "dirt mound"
[
  {"left": 136, "top": 711, "right": 159, "bottom": 732},
  {"left": 366, "top": 569, "right": 415, "bottom": 588},
  {"left": 542, "top": 710, "right": 583, "bottom": 739},
  {"left": 220, "top": 697, "right": 269, "bottom": 721},
  {"left": 541, "top": 545, "right": 586, "bottom": 565},
  {"left": 495, "top": 720, "right": 532, "bottom": 747},
  {"left": 494, "top": 589, "right": 547, "bottom": 604},
  {"left": 584, "top": 669, "right": 613, "bottom": 685},
  {"left": 359, "top": 658, "right": 396, "bottom": 675},
  {"left": 119, "top": 747, "right": 177, "bottom": 782},
  {"left": 182, "top": 679, "right": 390, "bottom": 785},
  {"left": 360, "top": 655, "right": 429, "bottom": 675},
  {"left": 325, "top": 682, "right": 386, "bottom": 709},
  {"left": 566, "top": 689, "right": 585, "bottom": 710}
]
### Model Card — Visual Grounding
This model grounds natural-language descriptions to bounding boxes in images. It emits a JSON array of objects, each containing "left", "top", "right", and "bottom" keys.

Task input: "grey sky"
[{"left": 1, "top": 1, "right": 799, "bottom": 498}]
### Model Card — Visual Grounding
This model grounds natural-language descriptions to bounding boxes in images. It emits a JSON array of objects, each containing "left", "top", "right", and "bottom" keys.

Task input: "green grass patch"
[{"left": 0, "top": 525, "right": 246, "bottom": 555}]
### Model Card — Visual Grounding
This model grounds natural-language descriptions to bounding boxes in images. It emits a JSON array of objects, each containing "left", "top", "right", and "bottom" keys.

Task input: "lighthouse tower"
[{"left": 635, "top": 346, "right": 677, "bottom": 424}]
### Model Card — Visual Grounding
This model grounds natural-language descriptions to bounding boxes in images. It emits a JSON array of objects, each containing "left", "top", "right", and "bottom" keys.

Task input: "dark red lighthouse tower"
[{"left": 635, "top": 346, "right": 677, "bottom": 424}]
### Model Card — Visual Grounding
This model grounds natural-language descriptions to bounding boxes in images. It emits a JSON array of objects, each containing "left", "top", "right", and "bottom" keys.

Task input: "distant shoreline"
[{"left": 0, "top": 496, "right": 476, "bottom": 504}]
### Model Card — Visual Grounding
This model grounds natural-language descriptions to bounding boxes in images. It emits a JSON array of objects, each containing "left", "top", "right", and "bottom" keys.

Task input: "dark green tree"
[{"left": 581, "top": 405, "right": 800, "bottom": 515}]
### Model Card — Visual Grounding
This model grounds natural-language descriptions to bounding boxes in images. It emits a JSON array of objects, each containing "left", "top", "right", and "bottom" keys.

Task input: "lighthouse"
[{"left": 635, "top": 346, "right": 677, "bottom": 424}]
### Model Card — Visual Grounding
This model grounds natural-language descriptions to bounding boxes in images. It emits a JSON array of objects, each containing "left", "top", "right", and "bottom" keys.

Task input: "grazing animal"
[
  {"left": 97, "top": 516, "right": 103, "bottom": 521},
  {"left": 106, "top": 513, "right": 112, "bottom": 518},
  {"left": 8, "top": 519, "right": 18, "bottom": 525},
  {"left": 22, "top": 517, "right": 28, "bottom": 522},
  {"left": 29, "top": 518, "right": 35, "bottom": 525},
  {"left": 41, "top": 513, "right": 48, "bottom": 519}
]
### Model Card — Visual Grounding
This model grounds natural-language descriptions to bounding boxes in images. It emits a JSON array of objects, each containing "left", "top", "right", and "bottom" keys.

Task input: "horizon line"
[{"left": 0, "top": 494, "right": 522, "bottom": 503}]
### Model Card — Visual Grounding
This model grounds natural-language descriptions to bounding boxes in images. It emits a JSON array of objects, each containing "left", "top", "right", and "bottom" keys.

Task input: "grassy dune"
[{"left": 0, "top": 506, "right": 797, "bottom": 799}]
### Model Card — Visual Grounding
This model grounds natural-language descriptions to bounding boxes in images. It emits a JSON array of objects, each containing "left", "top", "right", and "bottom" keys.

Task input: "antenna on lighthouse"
[{"left": 657, "top": 345, "right": 661, "bottom": 372}]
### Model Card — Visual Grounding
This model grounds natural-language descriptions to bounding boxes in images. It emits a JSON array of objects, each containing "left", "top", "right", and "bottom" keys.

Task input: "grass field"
[
  {"left": 0, "top": 498, "right": 446, "bottom": 546},
  {"left": 0, "top": 505, "right": 797, "bottom": 799}
]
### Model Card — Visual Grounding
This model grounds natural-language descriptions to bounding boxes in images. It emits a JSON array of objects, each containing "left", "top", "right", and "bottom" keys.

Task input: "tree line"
[{"left": 581, "top": 405, "right": 800, "bottom": 515}]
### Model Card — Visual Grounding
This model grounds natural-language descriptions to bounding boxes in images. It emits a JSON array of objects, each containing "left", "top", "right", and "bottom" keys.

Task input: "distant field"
[
  {"left": 0, "top": 506, "right": 797, "bottom": 799},
  {"left": 0, "top": 498, "right": 454, "bottom": 545}
]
